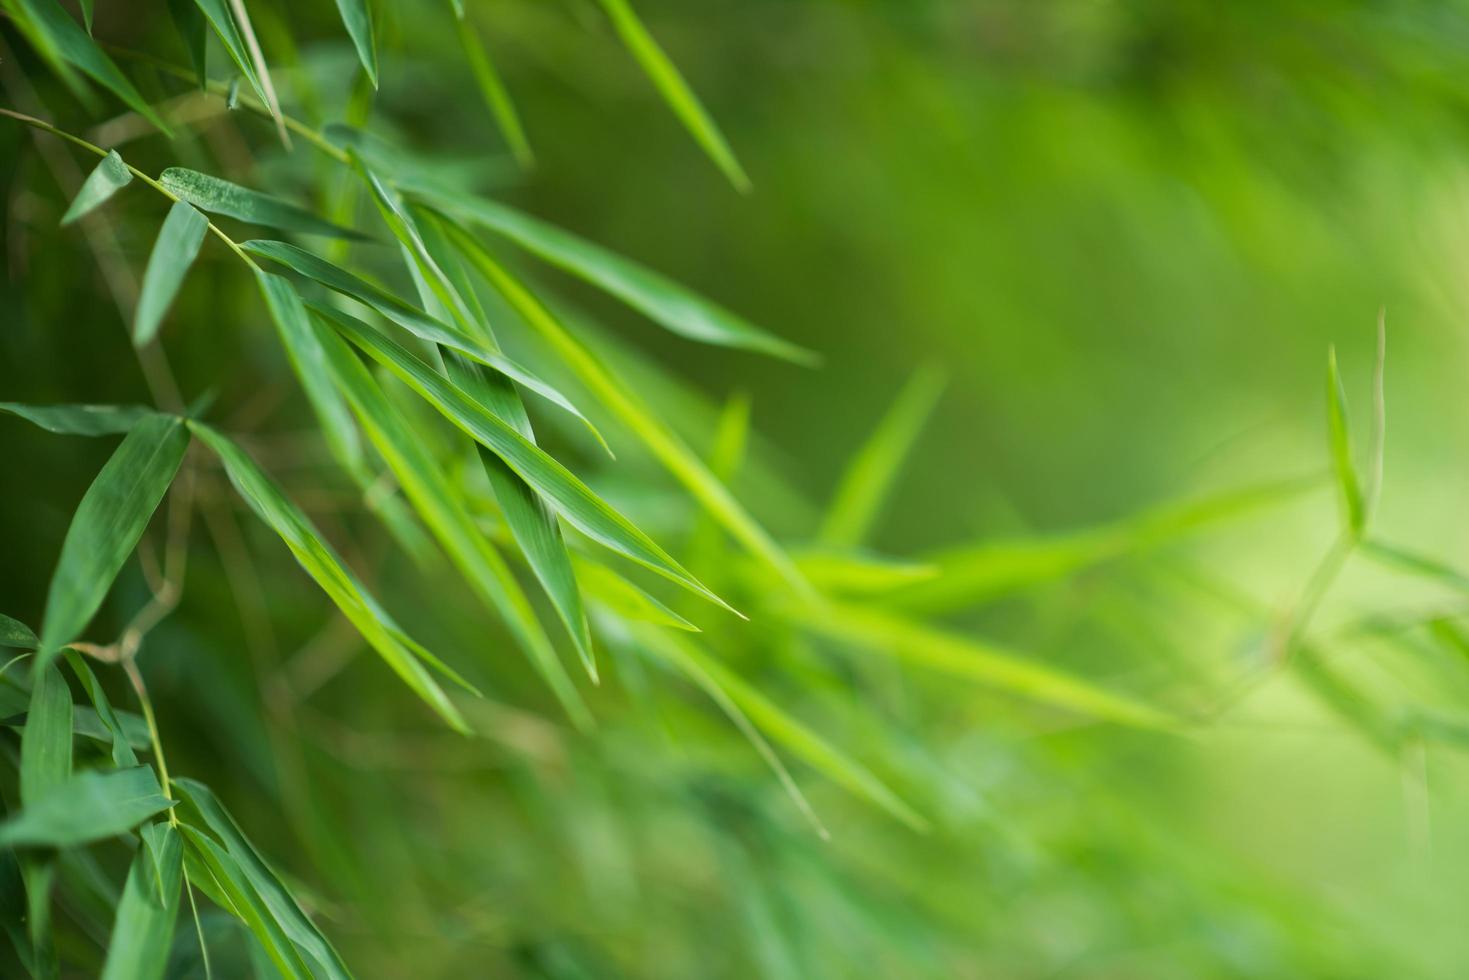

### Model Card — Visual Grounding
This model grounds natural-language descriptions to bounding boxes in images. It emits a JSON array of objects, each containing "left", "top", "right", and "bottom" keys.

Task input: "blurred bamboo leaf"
[
  {"left": 578, "top": 559, "right": 699, "bottom": 632},
  {"left": 161, "top": 169, "right": 367, "bottom": 241},
  {"left": 0, "top": 615, "right": 38, "bottom": 649},
  {"left": 60, "top": 151, "right": 132, "bottom": 227},
  {"left": 334, "top": 0, "right": 378, "bottom": 88},
  {"left": 164, "top": 0, "right": 208, "bottom": 86},
  {"left": 100, "top": 822, "right": 182, "bottom": 980},
  {"left": 454, "top": 14, "right": 532, "bottom": 168},
  {"left": 135, "top": 201, "right": 209, "bottom": 347},
  {"left": 0, "top": 767, "right": 175, "bottom": 848},
  {"left": 1327, "top": 346, "right": 1365, "bottom": 538}
]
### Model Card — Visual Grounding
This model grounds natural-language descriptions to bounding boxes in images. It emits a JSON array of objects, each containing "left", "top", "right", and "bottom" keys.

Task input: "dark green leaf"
[
  {"left": 65, "top": 651, "right": 138, "bottom": 768},
  {"left": 0, "top": 766, "right": 175, "bottom": 848},
  {"left": 19, "top": 664, "right": 71, "bottom": 806},
  {"left": 0, "top": 401, "right": 156, "bottom": 436},
  {"left": 100, "top": 822, "right": 182, "bottom": 980},
  {"left": 0, "top": 615, "right": 37, "bottom": 650},
  {"left": 135, "top": 201, "right": 209, "bottom": 347},
  {"left": 161, "top": 168, "right": 366, "bottom": 240}
]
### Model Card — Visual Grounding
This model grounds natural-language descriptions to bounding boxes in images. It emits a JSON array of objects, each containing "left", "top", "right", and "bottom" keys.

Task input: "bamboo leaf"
[
  {"left": 64, "top": 651, "right": 138, "bottom": 768},
  {"left": 334, "top": 0, "right": 378, "bottom": 88},
  {"left": 594, "top": 0, "right": 749, "bottom": 191},
  {"left": 0, "top": 402, "right": 156, "bottom": 437},
  {"left": 1327, "top": 345, "right": 1365, "bottom": 537},
  {"left": 60, "top": 150, "right": 132, "bottom": 226},
  {"left": 165, "top": 0, "right": 208, "bottom": 86},
  {"left": 0, "top": 766, "right": 175, "bottom": 848},
  {"left": 454, "top": 15, "right": 532, "bottom": 168},
  {"left": 190, "top": 0, "right": 265, "bottom": 102},
  {"left": 12, "top": 0, "right": 171, "bottom": 134},
  {"left": 19, "top": 665, "right": 71, "bottom": 806},
  {"left": 161, "top": 169, "right": 367, "bottom": 240},
  {"left": 187, "top": 421, "right": 467, "bottom": 731},
  {"left": 819, "top": 366, "right": 945, "bottom": 547},
  {"left": 0, "top": 615, "right": 37, "bottom": 650},
  {"left": 135, "top": 201, "right": 209, "bottom": 348},
  {"left": 579, "top": 559, "right": 699, "bottom": 632},
  {"left": 37, "top": 414, "right": 189, "bottom": 672},
  {"left": 100, "top": 822, "right": 182, "bottom": 980},
  {"left": 409, "top": 188, "right": 816, "bottom": 364}
]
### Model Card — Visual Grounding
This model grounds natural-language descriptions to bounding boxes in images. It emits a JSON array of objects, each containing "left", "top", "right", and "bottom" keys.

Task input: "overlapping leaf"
[
  {"left": 162, "top": 169, "right": 365, "bottom": 240},
  {"left": 61, "top": 150, "right": 132, "bottom": 226},
  {"left": 0, "top": 766, "right": 174, "bottom": 848}
]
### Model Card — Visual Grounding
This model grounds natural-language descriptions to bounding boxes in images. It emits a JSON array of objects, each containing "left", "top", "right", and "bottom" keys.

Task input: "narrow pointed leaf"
[
  {"left": 594, "top": 0, "right": 749, "bottom": 191},
  {"left": 187, "top": 421, "right": 467, "bottom": 731},
  {"left": 61, "top": 150, "right": 132, "bottom": 226},
  {"left": 37, "top": 414, "right": 189, "bottom": 671},
  {"left": 454, "top": 15, "right": 531, "bottom": 167},
  {"left": 0, "top": 402, "right": 156, "bottom": 436},
  {"left": 579, "top": 560, "right": 699, "bottom": 632},
  {"left": 1327, "top": 345, "right": 1365, "bottom": 537},
  {"left": 100, "top": 822, "right": 182, "bottom": 980},
  {"left": 19, "top": 665, "right": 71, "bottom": 806},
  {"left": 78, "top": 0, "right": 91, "bottom": 32},
  {"left": 334, "top": 0, "right": 378, "bottom": 87},
  {"left": 0, "top": 615, "right": 38, "bottom": 650},
  {"left": 412, "top": 188, "right": 815, "bottom": 363},
  {"left": 64, "top": 651, "right": 138, "bottom": 767},
  {"left": 161, "top": 169, "right": 366, "bottom": 240},
  {"left": 0, "top": 766, "right": 174, "bottom": 848},
  {"left": 135, "top": 201, "right": 208, "bottom": 347},
  {"left": 190, "top": 0, "right": 265, "bottom": 101}
]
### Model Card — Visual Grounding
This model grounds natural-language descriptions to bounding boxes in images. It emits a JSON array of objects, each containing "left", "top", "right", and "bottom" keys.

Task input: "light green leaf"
[
  {"left": 37, "top": 414, "right": 189, "bottom": 672},
  {"left": 64, "top": 651, "right": 138, "bottom": 768},
  {"left": 454, "top": 15, "right": 531, "bottom": 168},
  {"left": 819, "top": 366, "right": 945, "bottom": 547},
  {"left": 60, "top": 150, "right": 132, "bottom": 226},
  {"left": 410, "top": 188, "right": 816, "bottom": 364},
  {"left": 0, "top": 402, "right": 156, "bottom": 437},
  {"left": 318, "top": 308, "right": 731, "bottom": 614},
  {"left": 187, "top": 421, "right": 467, "bottom": 732},
  {"left": 0, "top": 766, "right": 175, "bottom": 848},
  {"left": 100, "top": 822, "right": 182, "bottom": 980},
  {"left": 334, "top": 0, "right": 377, "bottom": 87},
  {"left": 19, "top": 665, "right": 71, "bottom": 807},
  {"left": 0, "top": 615, "right": 37, "bottom": 650},
  {"left": 594, "top": 0, "right": 749, "bottom": 191},
  {"left": 793, "top": 550, "right": 938, "bottom": 596},
  {"left": 174, "top": 779, "right": 352, "bottom": 980},
  {"left": 1327, "top": 345, "right": 1365, "bottom": 537},
  {"left": 161, "top": 169, "right": 366, "bottom": 240},
  {"left": 135, "top": 201, "right": 209, "bottom": 347},
  {"left": 12, "top": 0, "right": 171, "bottom": 133},
  {"left": 578, "top": 559, "right": 699, "bottom": 632}
]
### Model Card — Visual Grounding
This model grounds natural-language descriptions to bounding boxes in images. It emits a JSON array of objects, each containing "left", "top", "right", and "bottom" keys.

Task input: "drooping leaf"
[
  {"left": 135, "top": 201, "right": 209, "bottom": 347},
  {"left": 37, "top": 414, "right": 190, "bottom": 672},
  {"left": 334, "top": 0, "right": 377, "bottom": 87},
  {"left": 60, "top": 150, "right": 132, "bottom": 226},
  {"left": 65, "top": 651, "right": 138, "bottom": 768},
  {"left": 161, "top": 169, "right": 366, "bottom": 240},
  {"left": 594, "top": 0, "right": 749, "bottom": 191},
  {"left": 454, "top": 15, "right": 531, "bottom": 167},
  {"left": 100, "top": 822, "right": 182, "bottom": 980},
  {"left": 0, "top": 766, "right": 175, "bottom": 848},
  {"left": 412, "top": 188, "right": 815, "bottom": 363},
  {"left": 19, "top": 664, "right": 71, "bottom": 806},
  {"left": 1327, "top": 345, "right": 1365, "bottom": 537},
  {"left": 175, "top": 779, "right": 352, "bottom": 980},
  {"left": 819, "top": 366, "right": 945, "bottom": 547},
  {"left": 0, "top": 615, "right": 38, "bottom": 650},
  {"left": 0, "top": 402, "right": 156, "bottom": 437},
  {"left": 187, "top": 421, "right": 467, "bottom": 731},
  {"left": 12, "top": 0, "right": 171, "bottom": 133}
]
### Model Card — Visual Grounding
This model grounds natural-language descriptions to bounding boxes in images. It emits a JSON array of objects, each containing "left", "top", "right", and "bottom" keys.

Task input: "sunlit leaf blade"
[
  {"left": 318, "top": 309, "right": 730, "bottom": 614},
  {"left": 594, "top": 0, "right": 749, "bottom": 191},
  {"left": 579, "top": 559, "right": 699, "bottom": 632},
  {"left": 437, "top": 219, "right": 813, "bottom": 596},
  {"left": 161, "top": 169, "right": 366, "bottom": 240},
  {"left": 795, "top": 602, "right": 1179, "bottom": 730},
  {"left": 12, "top": 0, "right": 172, "bottom": 133},
  {"left": 37, "top": 414, "right": 189, "bottom": 672},
  {"left": 135, "top": 201, "right": 209, "bottom": 347},
  {"left": 334, "top": 0, "right": 377, "bottom": 87},
  {"left": 187, "top": 421, "right": 467, "bottom": 731},
  {"left": 410, "top": 188, "right": 816, "bottom": 364},
  {"left": 19, "top": 664, "right": 71, "bottom": 806},
  {"left": 819, "top": 366, "right": 945, "bottom": 547},
  {"left": 65, "top": 651, "right": 138, "bottom": 768},
  {"left": 309, "top": 310, "right": 592, "bottom": 728},
  {"left": 0, "top": 615, "right": 38, "bottom": 650},
  {"left": 633, "top": 624, "right": 927, "bottom": 831},
  {"left": 178, "top": 827, "right": 312, "bottom": 980},
  {"left": 165, "top": 0, "right": 208, "bottom": 86},
  {"left": 1327, "top": 345, "right": 1365, "bottom": 537},
  {"left": 60, "top": 150, "right": 131, "bottom": 226},
  {"left": 0, "top": 402, "right": 156, "bottom": 437},
  {"left": 454, "top": 15, "right": 532, "bottom": 168},
  {"left": 0, "top": 766, "right": 175, "bottom": 848},
  {"left": 174, "top": 779, "right": 352, "bottom": 980},
  {"left": 793, "top": 549, "right": 938, "bottom": 596},
  {"left": 100, "top": 822, "right": 182, "bottom": 980},
  {"left": 254, "top": 270, "right": 363, "bottom": 472}
]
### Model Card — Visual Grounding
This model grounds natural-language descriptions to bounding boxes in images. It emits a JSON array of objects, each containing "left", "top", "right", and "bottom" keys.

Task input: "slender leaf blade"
[
  {"left": 1, "top": 766, "right": 175, "bottom": 848},
  {"left": 60, "top": 150, "right": 132, "bottom": 226},
  {"left": 454, "top": 15, "right": 531, "bottom": 167},
  {"left": 1327, "top": 345, "right": 1365, "bottom": 537},
  {"left": 161, "top": 169, "right": 366, "bottom": 240},
  {"left": 100, "top": 822, "right": 183, "bottom": 980},
  {"left": 0, "top": 402, "right": 155, "bottom": 437},
  {"left": 135, "top": 201, "right": 209, "bottom": 347},
  {"left": 334, "top": 0, "right": 378, "bottom": 87},
  {"left": 19, "top": 665, "right": 71, "bottom": 807}
]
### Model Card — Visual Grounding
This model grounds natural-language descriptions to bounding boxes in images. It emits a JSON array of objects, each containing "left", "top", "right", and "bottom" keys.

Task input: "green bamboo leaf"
[
  {"left": 64, "top": 651, "right": 138, "bottom": 768},
  {"left": 578, "top": 559, "right": 699, "bottom": 632},
  {"left": 12, "top": 0, "right": 171, "bottom": 133},
  {"left": 161, "top": 169, "right": 366, "bottom": 240},
  {"left": 174, "top": 779, "right": 352, "bottom": 980},
  {"left": 190, "top": 0, "right": 263, "bottom": 99},
  {"left": 334, "top": 0, "right": 377, "bottom": 87},
  {"left": 793, "top": 550, "right": 938, "bottom": 596},
  {"left": 1362, "top": 538, "right": 1469, "bottom": 593},
  {"left": 318, "top": 309, "right": 732, "bottom": 614},
  {"left": 593, "top": 0, "right": 749, "bottom": 191},
  {"left": 78, "top": 0, "right": 91, "bottom": 32},
  {"left": 819, "top": 366, "right": 945, "bottom": 547},
  {"left": 454, "top": 15, "right": 532, "bottom": 168},
  {"left": 0, "top": 615, "right": 37, "bottom": 650},
  {"left": 795, "top": 602, "right": 1180, "bottom": 730},
  {"left": 165, "top": 0, "right": 208, "bottom": 87},
  {"left": 309, "top": 310, "right": 592, "bottom": 728},
  {"left": 60, "top": 150, "right": 132, "bottom": 226},
  {"left": 684, "top": 390, "right": 749, "bottom": 578},
  {"left": 135, "top": 200, "right": 209, "bottom": 348},
  {"left": 1327, "top": 345, "right": 1365, "bottom": 537},
  {"left": 410, "top": 188, "right": 815, "bottom": 363},
  {"left": 100, "top": 822, "right": 182, "bottom": 980},
  {"left": 37, "top": 414, "right": 189, "bottom": 672},
  {"left": 19, "top": 665, "right": 71, "bottom": 807},
  {"left": 253, "top": 270, "right": 363, "bottom": 472},
  {"left": 0, "top": 766, "right": 175, "bottom": 848},
  {"left": 178, "top": 826, "right": 311, "bottom": 980},
  {"left": 0, "top": 402, "right": 156, "bottom": 436},
  {"left": 187, "top": 421, "right": 467, "bottom": 732}
]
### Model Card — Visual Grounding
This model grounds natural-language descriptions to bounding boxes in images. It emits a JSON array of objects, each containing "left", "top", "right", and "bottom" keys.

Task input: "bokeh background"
[{"left": 6, "top": 0, "right": 1469, "bottom": 976}]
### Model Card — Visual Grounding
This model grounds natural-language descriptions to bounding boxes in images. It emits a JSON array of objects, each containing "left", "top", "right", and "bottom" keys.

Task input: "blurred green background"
[{"left": 7, "top": 0, "right": 1469, "bottom": 976}]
